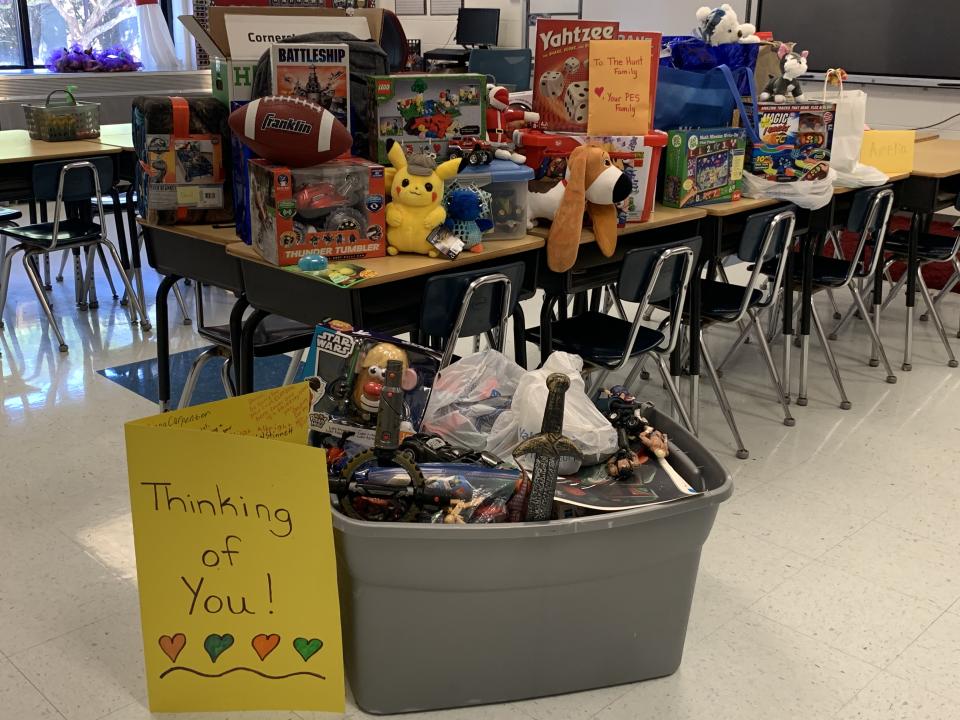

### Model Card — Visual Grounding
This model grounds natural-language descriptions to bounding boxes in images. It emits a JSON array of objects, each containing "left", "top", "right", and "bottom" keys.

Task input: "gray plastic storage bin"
[{"left": 333, "top": 406, "right": 733, "bottom": 715}]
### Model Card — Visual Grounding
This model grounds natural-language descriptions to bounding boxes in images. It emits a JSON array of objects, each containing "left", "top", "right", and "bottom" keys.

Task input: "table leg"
[
  {"left": 903, "top": 212, "right": 923, "bottom": 371},
  {"left": 682, "top": 257, "right": 704, "bottom": 436},
  {"left": 229, "top": 294, "right": 250, "bottom": 393},
  {"left": 870, "top": 248, "right": 886, "bottom": 368},
  {"left": 239, "top": 309, "right": 269, "bottom": 395},
  {"left": 155, "top": 273, "right": 181, "bottom": 412},
  {"left": 538, "top": 294, "right": 558, "bottom": 364},
  {"left": 782, "top": 251, "right": 794, "bottom": 403},
  {"left": 796, "top": 232, "right": 815, "bottom": 406}
]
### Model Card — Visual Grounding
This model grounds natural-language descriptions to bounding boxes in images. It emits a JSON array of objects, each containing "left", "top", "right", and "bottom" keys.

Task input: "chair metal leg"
[
  {"left": 220, "top": 357, "right": 237, "bottom": 397},
  {"left": 586, "top": 368, "right": 610, "bottom": 398},
  {"left": 921, "top": 263, "right": 959, "bottom": 321},
  {"left": 81, "top": 245, "right": 98, "bottom": 309},
  {"left": 55, "top": 249, "right": 69, "bottom": 282},
  {"left": 0, "top": 245, "right": 20, "bottom": 329},
  {"left": 797, "top": 331, "right": 810, "bottom": 406},
  {"left": 917, "top": 270, "right": 959, "bottom": 367},
  {"left": 43, "top": 252, "right": 52, "bottom": 290},
  {"left": 715, "top": 317, "right": 752, "bottom": 377},
  {"left": 701, "top": 332, "right": 748, "bottom": 459},
  {"left": 825, "top": 289, "right": 842, "bottom": 320},
  {"left": 283, "top": 347, "right": 306, "bottom": 385},
  {"left": 96, "top": 245, "right": 119, "bottom": 299},
  {"left": 655, "top": 354, "right": 694, "bottom": 433},
  {"left": 882, "top": 269, "right": 908, "bottom": 313},
  {"left": 172, "top": 281, "right": 192, "bottom": 325},
  {"left": 99, "top": 240, "right": 148, "bottom": 330},
  {"left": 23, "top": 252, "right": 68, "bottom": 352},
  {"left": 178, "top": 346, "right": 223, "bottom": 409},
  {"left": 850, "top": 284, "right": 897, "bottom": 383},
  {"left": 810, "top": 302, "right": 852, "bottom": 409},
  {"left": 750, "top": 308, "right": 795, "bottom": 426},
  {"left": 782, "top": 327, "right": 792, "bottom": 403},
  {"left": 829, "top": 280, "right": 873, "bottom": 340}
]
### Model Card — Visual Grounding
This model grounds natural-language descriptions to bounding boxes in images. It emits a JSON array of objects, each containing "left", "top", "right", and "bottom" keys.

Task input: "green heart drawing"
[
  {"left": 293, "top": 637, "right": 323, "bottom": 662},
  {"left": 203, "top": 633, "right": 234, "bottom": 663}
]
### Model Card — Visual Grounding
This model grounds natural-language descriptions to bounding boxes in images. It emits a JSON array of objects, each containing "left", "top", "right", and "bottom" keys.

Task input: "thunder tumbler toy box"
[
  {"left": 662, "top": 128, "right": 746, "bottom": 208},
  {"left": 248, "top": 157, "right": 386, "bottom": 266},
  {"left": 532, "top": 18, "right": 619, "bottom": 133},
  {"left": 745, "top": 102, "right": 836, "bottom": 182},
  {"left": 368, "top": 74, "right": 486, "bottom": 164}
]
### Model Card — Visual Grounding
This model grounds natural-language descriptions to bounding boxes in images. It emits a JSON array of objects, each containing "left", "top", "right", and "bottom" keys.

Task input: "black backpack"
[{"left": 252, "top": 32, "right": 389, "bottom": 159}]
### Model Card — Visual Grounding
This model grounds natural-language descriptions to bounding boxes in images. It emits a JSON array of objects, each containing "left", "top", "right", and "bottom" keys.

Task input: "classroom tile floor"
[{"left": 2, "top": 235, "right": 960, "bottom": 719}]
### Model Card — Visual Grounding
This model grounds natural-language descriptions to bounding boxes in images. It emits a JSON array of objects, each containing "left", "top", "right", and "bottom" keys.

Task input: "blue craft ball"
[{"left": 298, "top": 254, "right": 328, "bottom": 271}]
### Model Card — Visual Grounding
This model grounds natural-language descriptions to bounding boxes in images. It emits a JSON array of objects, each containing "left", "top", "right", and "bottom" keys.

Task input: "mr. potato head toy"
[{"left": 352, "top": 342, "right": 419, "bottom": 422}]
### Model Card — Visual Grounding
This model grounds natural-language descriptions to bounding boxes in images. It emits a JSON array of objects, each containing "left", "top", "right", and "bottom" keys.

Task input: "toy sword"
[{"left": 512, "top": 373, "right": 582, "bottom": 521}]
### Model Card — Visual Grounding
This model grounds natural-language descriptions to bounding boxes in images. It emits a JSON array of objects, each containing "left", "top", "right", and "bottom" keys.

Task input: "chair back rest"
[
  {"left": 846, "top": 185, "right": 895, "bottom": 279},
  {"left": 32, "top": 157, "right": 113, "bottom": 203},
  {"left": 468, "top": 48, "right": 533, "bottom": 91},
  {"left": 735, "top": 206, "right": 797, "bottom": 316},
  {"left": 618, "top": 236, "right": 700, "bottom": 355},
  {"left": 420, "top": 261, "right": 526, "bottom": 366}
]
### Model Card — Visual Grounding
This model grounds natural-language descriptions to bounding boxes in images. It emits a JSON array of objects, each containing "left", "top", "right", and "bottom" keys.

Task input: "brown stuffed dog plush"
[{"left": 528, "top": 145, "right": 633, "bottom": 272}]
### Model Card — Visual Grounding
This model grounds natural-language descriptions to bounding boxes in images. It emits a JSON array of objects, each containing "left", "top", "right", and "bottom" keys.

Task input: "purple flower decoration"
[{"left": 45, "top": 44, "right": 142, "bottom": 73}]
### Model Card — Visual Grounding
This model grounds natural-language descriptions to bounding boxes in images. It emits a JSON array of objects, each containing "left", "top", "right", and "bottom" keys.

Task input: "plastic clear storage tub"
[
  {"left": 333, "top": 404, "right": 733, "bottom": 715},
  {"left": 453, "top": 159, "right": 535, "bottom": 240}
]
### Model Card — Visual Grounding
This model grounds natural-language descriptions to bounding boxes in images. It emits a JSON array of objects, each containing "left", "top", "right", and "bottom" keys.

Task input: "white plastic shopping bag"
[{"left": 822, "top": 70, "right": 887, "bottom": 187}]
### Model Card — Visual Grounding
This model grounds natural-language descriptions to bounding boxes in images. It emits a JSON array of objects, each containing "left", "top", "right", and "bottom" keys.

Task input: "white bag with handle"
[{"left": 822, "top": 70, "right": 888, "bottom": 187}]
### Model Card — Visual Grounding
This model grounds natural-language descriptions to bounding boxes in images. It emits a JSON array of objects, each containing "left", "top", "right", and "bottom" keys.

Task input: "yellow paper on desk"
[
  {"left": 587, "top": 39, "right": 654, "bottom": 136},
  {"left": 860, "top": 130, "right": 916, "bottom": 175},
  {"left": 124, "top": 383, "right": 344, "bottom": 713}
]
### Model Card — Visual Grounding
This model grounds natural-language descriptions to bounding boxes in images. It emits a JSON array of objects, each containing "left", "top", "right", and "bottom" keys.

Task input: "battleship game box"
[{"left": 270, "top": 42, "right": 350, "bottom": 131}]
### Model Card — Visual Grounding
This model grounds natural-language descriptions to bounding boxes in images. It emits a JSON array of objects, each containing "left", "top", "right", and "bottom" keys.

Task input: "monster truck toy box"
[
  {"left": 248, "top": 157, "right": 386, "bottom": 266},
  {"left": 662, "top": 128, "right": 746, "bottom": 208},
  {"left": 367, "top": 74, "right": 487, "bottom": 164},
  {"left": 179, "top": 6, "right": 379, "bottom": 106},
  {"left": 133, "top": 96, "right": 233, "bottom": 225},
  {"left": 744, "top": 102, "right": 836, "bottom": 182}
]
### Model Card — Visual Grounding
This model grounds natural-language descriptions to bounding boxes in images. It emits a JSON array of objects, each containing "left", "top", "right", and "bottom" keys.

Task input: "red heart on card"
[{"left": 594, "top": 86, "right": 604, "bottom": 98}]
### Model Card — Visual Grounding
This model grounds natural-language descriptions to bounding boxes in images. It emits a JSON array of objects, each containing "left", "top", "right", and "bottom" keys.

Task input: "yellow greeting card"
[
  {"left": 125, "top": 383, "right": 344, "bottom": 713},
  {"left": 587, "top": 39, "right": 655, "bottom": 136},
  {"left": 860, "top": 130, "right": 916, "bottom": 175}
]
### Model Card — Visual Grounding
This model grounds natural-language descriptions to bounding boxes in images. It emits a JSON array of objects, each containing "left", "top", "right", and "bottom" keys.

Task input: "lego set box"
[{"left": 249, "top": 157, "right": 386, "bottom": 266}]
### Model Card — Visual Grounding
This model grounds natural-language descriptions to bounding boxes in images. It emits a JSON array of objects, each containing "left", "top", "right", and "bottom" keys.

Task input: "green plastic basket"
[{"left": 23, "top": 89, "right": 101, "bottom": 142}]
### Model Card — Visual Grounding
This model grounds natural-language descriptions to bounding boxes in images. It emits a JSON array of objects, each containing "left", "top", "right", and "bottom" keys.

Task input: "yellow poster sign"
[
  {"left": 587, "top": 39, "right": 654, "bottom": 136},
  {"left": 860, "top": 130, "right": 916, "bottom": 175},
  {"left": 125, "top": 383, "right": 344, "bottom": 713}
]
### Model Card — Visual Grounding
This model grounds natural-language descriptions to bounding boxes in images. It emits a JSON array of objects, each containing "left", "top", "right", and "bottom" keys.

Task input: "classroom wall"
[{"left": 380, "top": 0, "right": 524, "bottom": 51}]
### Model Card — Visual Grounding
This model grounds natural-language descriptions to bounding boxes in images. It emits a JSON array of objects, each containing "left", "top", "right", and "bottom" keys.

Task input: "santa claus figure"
[{"left": 486, "top": 85, "right": 539, "bottom": 164}]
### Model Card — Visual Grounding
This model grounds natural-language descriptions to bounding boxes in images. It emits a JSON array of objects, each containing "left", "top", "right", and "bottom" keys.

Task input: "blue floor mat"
[{"left": 97, "top": 347, "right": 296, "bottom": 406}]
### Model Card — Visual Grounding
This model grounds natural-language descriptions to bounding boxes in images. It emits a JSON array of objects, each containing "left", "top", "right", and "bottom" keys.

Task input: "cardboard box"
[
  {"left": 179, "top": 7, "right": 381, "bottom": 106},
  {"left": 745, "top": 102, "right": 836, "bottom": 182},
  {"left": 663, "top": 128, "right": 746, "bottom": 208},
  {"left": 368, "top": 74, "right": 487, "bottom": 164},
  {"left": 249, "top": 157, "right": 386, "bottom": 266}
]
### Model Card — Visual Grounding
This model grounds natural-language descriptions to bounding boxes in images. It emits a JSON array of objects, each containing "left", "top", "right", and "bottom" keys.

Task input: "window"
[{"left": 0, "top": 0, "right": 149, "bottom": 69}]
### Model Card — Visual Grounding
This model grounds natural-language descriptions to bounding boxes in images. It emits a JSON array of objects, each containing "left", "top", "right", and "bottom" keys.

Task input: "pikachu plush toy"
[{"left": 384, "top": 138, "right": 464, "bottom": 256}]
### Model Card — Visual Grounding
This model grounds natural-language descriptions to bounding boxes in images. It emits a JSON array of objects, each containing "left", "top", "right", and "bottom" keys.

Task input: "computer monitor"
[{"left": 455, "top": 8, "right": 500, "bottom": 47}]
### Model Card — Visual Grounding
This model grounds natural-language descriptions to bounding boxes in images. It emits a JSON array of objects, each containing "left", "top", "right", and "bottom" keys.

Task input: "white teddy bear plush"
[{"left": 696, "top": 4, "right": 759, "bottom": 45}]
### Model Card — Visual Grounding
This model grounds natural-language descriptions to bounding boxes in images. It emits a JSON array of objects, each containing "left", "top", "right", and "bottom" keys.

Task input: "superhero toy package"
[
  {"left": 133, "top": 96, "right": 232, "bottom": 225},
  {"left": 662, "top": 127, "right": 746, "bottom": 208},
  {"left": 745, "top": 102, "right": 836, "bottom": 182},
  {"left": 306, "top": 322, "right": 442, "bottom": 455},
  {"left": 367, "top": 73, "right": 486, "bottom": 163}
]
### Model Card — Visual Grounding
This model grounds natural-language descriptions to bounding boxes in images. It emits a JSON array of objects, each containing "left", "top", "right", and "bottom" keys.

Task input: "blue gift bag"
[
  {"left": 654, "top": 64, "right": 761, "bottom": 140},
  {"left": 661, "top": 36, "right": 760, "bottom": 96}
]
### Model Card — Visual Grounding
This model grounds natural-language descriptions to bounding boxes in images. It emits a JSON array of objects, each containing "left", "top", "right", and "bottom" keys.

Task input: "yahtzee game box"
[
  {"left": 271, "top": 43, "right": 350, "bottom": 132},
  {"left": 368, "top": 74, "right": 486, "bottom": 164},
  {"left": 532, "top": 18, "right": 619, "bottom": 133}
]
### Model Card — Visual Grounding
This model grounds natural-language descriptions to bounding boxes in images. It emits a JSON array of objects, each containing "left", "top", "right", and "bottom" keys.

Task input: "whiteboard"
[{"left": 581, "top": 0, "right": 748, "bottom": 34}]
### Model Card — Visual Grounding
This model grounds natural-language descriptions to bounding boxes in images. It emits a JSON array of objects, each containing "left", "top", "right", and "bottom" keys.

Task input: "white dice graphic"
[
  {"left": 563, "top": 57, "right": 580, "bottom": 75},
  {"left": 539, "top": 71, "right": 564, "bottom": 98},
  {"left": 564, "top": 81, "right": 589, "bottom": 124}
]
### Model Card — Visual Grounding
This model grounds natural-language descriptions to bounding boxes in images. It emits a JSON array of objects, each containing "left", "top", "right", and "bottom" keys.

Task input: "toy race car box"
[
  {"left": 270, "top": 43, "right": 351, "bottom": 132},
  {"left": 532, "top": 18, "right": 619, "bottom": 133},
  {"left": 133, "top": 96, "right": 233, "bottom": 225},
  {"left": 305, "top": 321, "right": 442, "bottom": 457},
  {"left": 662, "top": 127, "right": 746, "bottom": 208},
  {"left": 248, "top": 157, "right": 386, "bottom": 266},
  {"left": 368, "top": 73, "right": 487, "bottom": 164},
  {"left": 744, "top": 102, "right": 836, "bottom": 182}
]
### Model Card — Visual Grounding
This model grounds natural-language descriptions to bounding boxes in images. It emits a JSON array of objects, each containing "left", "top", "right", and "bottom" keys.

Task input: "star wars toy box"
[
  {"left": 270, "top": 43, "right": 350, "bottom": 132},
  {"left": 532, "top": 18, "right": 619, "bottom": 133},
  {"left": 367, "top": 73, "right": 487, "bottom": 164},
  {"left": 305, "top": 321, "right": 442, "bottom": 461},
  {"left": 133, "top": 96, "right": 233, "bottom": 225},
  {"left": 513, "top": 129, "right": 666, "bottom": 223},
  {"left": 662, "top": 127, "right": 746, "bottom": 208},
  {"left": 248, "top": 157, "right": 386, "bottom": 266},
  {"left": 744, "top": 102, "right": 836, "bottom": 182}
]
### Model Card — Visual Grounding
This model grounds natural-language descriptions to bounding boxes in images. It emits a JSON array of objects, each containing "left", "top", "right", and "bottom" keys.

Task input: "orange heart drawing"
[
  {"left": 158, "top": 633, "right": 186, "bottom": 663},
  {"left": 594, "top": 86, "right": 604, "bottom": 98},
  {"left": 252, "top": 633, "right": 281, "bottom": 661}
]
